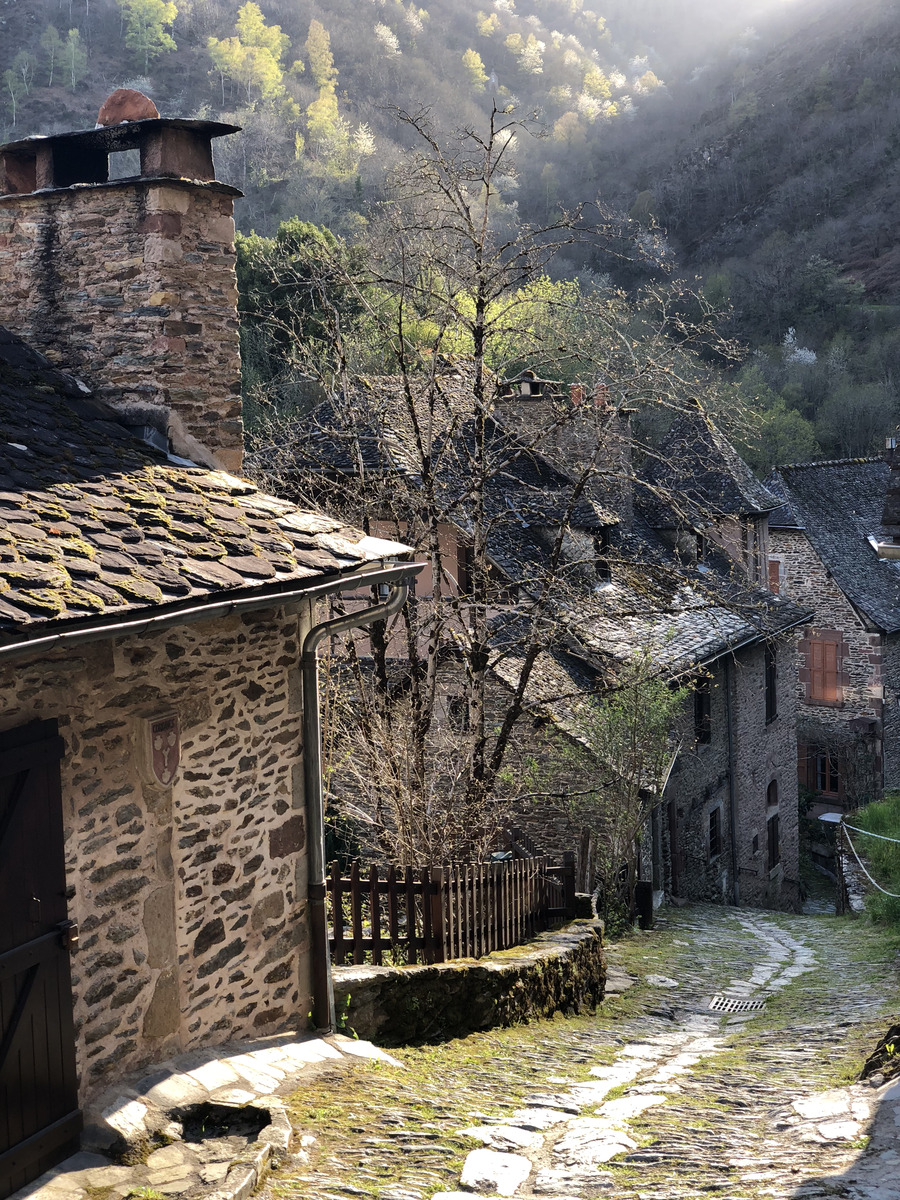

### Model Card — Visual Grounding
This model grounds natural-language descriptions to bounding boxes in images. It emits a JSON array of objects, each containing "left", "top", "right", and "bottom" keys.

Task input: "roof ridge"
[{"left": 778, "top": 455, "right": 883, "bottom": 471}]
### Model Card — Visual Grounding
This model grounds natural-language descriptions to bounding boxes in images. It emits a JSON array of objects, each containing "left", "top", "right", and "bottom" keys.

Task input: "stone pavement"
[
  {"left": 262, "top": 904, "right": 900, "bottom": 1200},
  {"left": 12, "top": 1033, "right": 401, "bottom": 1200}
]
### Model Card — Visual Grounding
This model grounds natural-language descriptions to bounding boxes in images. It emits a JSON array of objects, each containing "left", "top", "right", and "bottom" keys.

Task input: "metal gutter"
[
  {"left": 0, "top": 562, "right": 417, "bottom": 665},
  {"left": 301, "top": 575, "right": 418, "bottom": 1031}
]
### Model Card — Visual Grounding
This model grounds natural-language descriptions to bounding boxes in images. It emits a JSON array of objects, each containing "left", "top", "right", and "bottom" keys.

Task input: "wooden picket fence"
[{"left": 328, "top": 851, "right": 576, "bottom": 966}]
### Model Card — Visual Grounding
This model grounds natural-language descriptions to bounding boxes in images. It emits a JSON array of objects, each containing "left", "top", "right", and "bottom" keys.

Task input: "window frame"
[
  {"left": 767, "top": 812, "right": 781, "bottom": 871},
  {"left": 708, "top": 806, "right": 722, "bottom": 861},
  {"left": 764, "top": 643, "right": 777, "bottom": 724},
  {"left": 800, "top": 630, "right": 844, "bottom": 707}
]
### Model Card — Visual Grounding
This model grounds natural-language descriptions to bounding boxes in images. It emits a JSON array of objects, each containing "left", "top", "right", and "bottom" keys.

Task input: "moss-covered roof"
[{"left": 0, "top": 327, "right": 407, "bottom": 636}]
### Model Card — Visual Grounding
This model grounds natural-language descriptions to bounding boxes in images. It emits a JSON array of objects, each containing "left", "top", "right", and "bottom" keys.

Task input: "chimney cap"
[
  {"left": 0, "top": 118, "right": 241, "bottom": 197},
  {"left": 0, "top": 117, "right": 240, "bottom": 158}
]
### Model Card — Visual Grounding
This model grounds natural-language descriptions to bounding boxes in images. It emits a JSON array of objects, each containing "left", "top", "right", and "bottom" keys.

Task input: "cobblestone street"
[{"left": 263, "top": 903, "right": 899, "bottom": 1200}]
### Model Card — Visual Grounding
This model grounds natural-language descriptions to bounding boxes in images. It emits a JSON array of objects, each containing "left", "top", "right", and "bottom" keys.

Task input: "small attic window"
[{"left": 594, "top": 527, "right": 612, "bottom": 583}]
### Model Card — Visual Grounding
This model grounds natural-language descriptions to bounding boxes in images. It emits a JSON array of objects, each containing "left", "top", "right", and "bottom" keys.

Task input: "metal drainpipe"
[
  {"left": 302, "top": 577, "right": 413, "bottom": 1032},
  {"left": 724, "top": 655, "right": 740, "bottom": 906}
]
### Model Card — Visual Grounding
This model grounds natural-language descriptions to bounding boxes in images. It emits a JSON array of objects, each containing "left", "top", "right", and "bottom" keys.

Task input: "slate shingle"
[
  {"left": 769, "top": 457, "right": 900, "bottom": 633},
  {"left": 0, "top": 327, "right": 409, "bottom": 636}
]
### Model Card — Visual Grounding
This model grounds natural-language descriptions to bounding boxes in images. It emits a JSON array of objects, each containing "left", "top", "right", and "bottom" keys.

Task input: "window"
[
  {"left": 708, "top": 807, "right": 722, "bottom": 860},
  {"left": 815, "top": 750, "right": 840, "bottom": 796},
  {"left": 594, "top": 528, "right": 612, "bottom": 583},
  {"left": 696, "top": 532, "right": 707, "bottom": 563},
  {"left": 752, "top": 833, "right": 760, "bottom": 855},
  {"left": 765, "top": 644, "right": 777, "bottom": 724},
  {"left": 767, "top": 813, "right": 781, "bottom": 870},
  {"left": 694, "top": 677, "right": 711, "bottom": 744},
  {"left": 768, "top": 557, "right": 783, "bottom": 594},
  {"left": 766, "top": 780, "right": 780, "bottom": 870},
  {"left": 447, "top": 695, "right": 469, "bottom": 731},
  {"left": 806, "top": 633, "right": 842, "bottom": 704}
]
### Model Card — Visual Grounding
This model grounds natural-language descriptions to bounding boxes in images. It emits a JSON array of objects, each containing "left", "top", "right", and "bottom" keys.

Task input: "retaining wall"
[{"left": 332, "top": 919, "right": 605, "bottom": 1045}]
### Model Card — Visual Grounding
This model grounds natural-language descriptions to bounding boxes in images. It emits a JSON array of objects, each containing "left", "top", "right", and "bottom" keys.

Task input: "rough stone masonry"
[
  {"left": 0, "top": 177, "right": 243, "bottom": 472},
  {"left": 0, "top": 603, "right": 314, "bottom": 1100}
]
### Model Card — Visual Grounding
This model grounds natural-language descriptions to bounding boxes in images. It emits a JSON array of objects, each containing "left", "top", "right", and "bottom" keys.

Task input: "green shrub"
[{"left": 850, "top": 793, "right": 900, "bottom": 924}]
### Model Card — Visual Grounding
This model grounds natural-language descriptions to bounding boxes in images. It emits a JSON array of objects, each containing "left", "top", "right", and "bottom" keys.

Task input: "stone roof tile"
[
  {"left": 0, "top": 327, "right": 410, "bottom": 637},
  {"left": 770, "top": 458, "right": 900, "bottom": 633}
]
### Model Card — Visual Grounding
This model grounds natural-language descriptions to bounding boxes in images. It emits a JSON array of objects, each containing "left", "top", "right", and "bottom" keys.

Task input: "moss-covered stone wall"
[{"left": 332, "top": 920, "right": 605, "bottom": 1045}]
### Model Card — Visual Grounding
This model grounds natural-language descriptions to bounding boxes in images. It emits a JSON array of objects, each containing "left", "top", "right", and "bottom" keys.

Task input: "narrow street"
[{"left": 262, "top": 903, "right": 899, "bottom": 1200}]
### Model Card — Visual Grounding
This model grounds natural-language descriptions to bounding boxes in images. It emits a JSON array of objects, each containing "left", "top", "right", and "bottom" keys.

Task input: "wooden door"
[{"left": 0, "top": 720, "right": 80, "bottom": 1200}]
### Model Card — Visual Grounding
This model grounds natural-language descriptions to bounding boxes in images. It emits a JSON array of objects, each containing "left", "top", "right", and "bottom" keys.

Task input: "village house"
[
  {"left": 283, "top": 371, "right": 811, "bottom": 913},
  {"left": 0, "top": 108, "right": 419, "bottom": 1199},
  {"left": 767, "top": 452, "right": 900, "bottom": 810}
]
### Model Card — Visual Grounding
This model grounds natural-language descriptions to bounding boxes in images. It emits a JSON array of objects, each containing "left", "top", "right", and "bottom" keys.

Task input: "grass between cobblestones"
[{"left": 263, "top": 907, "right": 900, "bottom": 1200}]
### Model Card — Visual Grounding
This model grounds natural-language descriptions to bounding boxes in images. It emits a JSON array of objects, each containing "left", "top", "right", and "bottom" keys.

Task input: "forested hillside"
[
  {"left": 0, "top": 0, "right": 778, "bottom": 234},
  {"left": 4, "top": 0, "right": 900, "bottom": 467}
]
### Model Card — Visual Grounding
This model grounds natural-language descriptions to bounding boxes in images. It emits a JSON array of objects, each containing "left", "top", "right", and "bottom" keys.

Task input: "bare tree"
[{"left": 243, "top": 107, "right": 746, "bottom": 865}]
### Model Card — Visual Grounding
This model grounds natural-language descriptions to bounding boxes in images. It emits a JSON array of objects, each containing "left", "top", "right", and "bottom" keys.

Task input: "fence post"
[
  {"left": 330, "top": 862, "right": 345, "bottom": 966},
  {"left": 562, "top": 850, "right": 576, "bottom": 917},
  {"left": 370, "top": 864, "right": 382, "bottom": 966},
  {"left": 430, "top": 866, "right": 446, "bottom": 963},
  {"left": 350, "top": 860, "right": 364, "bottom": 965},
  {"left": 405, "top": 866, "right": 418, "bottom": 964}
]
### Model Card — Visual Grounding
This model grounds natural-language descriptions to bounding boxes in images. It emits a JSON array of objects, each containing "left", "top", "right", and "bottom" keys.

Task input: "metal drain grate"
[{"left": 708, "top": 994, "right": 768, "bottom": 1013}]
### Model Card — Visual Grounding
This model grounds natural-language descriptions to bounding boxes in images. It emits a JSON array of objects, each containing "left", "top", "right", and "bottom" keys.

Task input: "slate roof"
[
  {"left": 642, "top": 405, "right": 780, "bottom": 525},
  {"left": 563, "top": 517, "right": 809, "bottom": 673},
  {"left": 768, "top": 457, "right": 900, "bottom": 633},
  {"left": 0, "top": 328, "right": 409, "bottom": 639},
  {"left": 288, "top": 373, "right": 810, "bottom": 674}
]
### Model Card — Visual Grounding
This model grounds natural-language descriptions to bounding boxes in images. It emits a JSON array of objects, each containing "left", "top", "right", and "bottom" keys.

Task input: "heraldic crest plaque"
[{"left": 149, "top": 714, "right": 180, "bottom": 785}]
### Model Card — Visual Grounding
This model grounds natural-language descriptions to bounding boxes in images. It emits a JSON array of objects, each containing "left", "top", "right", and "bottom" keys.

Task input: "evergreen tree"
[
  {"left": 462, "top": 48, "right": 488, "bottom": 92},
  {"left": 305, "top": 20, "right": 337, "bottom": 91}
]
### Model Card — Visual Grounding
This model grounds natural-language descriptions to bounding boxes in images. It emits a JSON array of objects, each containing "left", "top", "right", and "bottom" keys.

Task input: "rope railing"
[{"left": 841, "top": 821, "right": 900, "bottom": 900}]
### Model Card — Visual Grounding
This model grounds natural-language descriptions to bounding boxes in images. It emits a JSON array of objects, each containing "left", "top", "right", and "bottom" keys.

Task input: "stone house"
[
  {"left": 767, "top": 454, "right": 900, "bottom": 809},
  {"left": 0, "top": 114, "right": 418, "bottom": 1198},
  {"left": 284, "top": 373, "right": 810, "bottom": 912}
]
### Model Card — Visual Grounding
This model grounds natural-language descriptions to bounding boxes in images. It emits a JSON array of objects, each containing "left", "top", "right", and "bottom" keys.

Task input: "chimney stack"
[{"left": 0, "top": 100, "right": 244, "bottom": 472}]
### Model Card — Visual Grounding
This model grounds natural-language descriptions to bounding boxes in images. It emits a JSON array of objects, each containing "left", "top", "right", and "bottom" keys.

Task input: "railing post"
[{"left": 562, "top": 850, "right": 576, "bottom": 917}]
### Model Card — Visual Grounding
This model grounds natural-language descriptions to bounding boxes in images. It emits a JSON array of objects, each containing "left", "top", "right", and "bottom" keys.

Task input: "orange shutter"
[{"left": 808, "top": 638, "right": 839, "bottom": 701}]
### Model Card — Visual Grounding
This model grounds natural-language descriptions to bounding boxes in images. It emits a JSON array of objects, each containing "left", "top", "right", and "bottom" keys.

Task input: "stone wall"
[
  {"left": 662, "top": 637, "right": 801, "bottom": 911},
  {"left": 0, "top": 603, "right": 313, "bottom": 1102},
  {"left": 731, "top": 640, "right": 802, "bottom": 910},
  {"left": 0, "top": 179, "right": 242, "bottom": 471},
  {"left": 332, "top": 919, "right": 605, "bottom": 1045},
  {"left": 882, "top": 635, "right": 900, "bottom": 791},
  {"left": 664, "top": 657, "right": 732, "bottom": 904},
  {"left": 770, "top": 526, "right": 885, "bottom": 798}
]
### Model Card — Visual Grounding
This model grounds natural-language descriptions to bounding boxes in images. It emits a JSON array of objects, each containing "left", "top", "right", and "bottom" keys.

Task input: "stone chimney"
[
  {"left": 0, "top": 104, "right": 244, "bottom": 472},
  {"left": 494, "top": 371, "right": 634, "bottom": 530}
]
